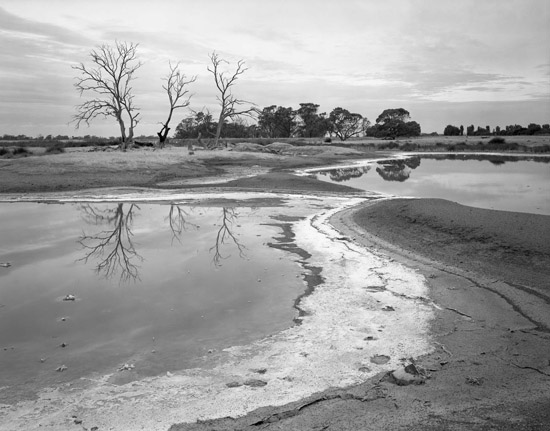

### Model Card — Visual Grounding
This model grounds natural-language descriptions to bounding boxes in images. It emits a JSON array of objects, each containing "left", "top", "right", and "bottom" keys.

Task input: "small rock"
[
  {"left": 252, "top": 368, "right": 267, "bottom": 374},
  {"left": 118, "top": 363, "right": 135, "bottom": 372},
  {"left": 466, "top": 376, "right": 484, "bottom": 386},
  {"left": 382, "top": 306, "right": 395, "bottom": 312},
  {"left": 63, "top": 295, "right": 76, "bottom": 301},
  {"left": 0, "top": 262, "right": 11, "bottom": 268},
  {"left": 364, "top": 336, "right": 377, "bottom": 341},
  {"left": 56, "top": 365, "right": 68, "bottom": 372},
  {"left": 390, "top": 364, "right": 427, "bottom": 386},
  {"left": 358, "top": 366, "right": 372, "bottom": 373},
  {"left": 226, "top": 381, "right": 242, "bottom": 388},
  {"left": 59, "top": 342, "right": 68, "bottom": 348},
  {"left": 74, "top": 419, "right": 83, "bottom": 425},
  {"left": 243, "top": 379, "right": 267, "bottom": 387}
]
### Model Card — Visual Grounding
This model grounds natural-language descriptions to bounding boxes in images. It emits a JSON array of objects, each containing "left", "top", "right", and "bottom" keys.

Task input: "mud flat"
[{"left": 170, "top": 198, "right": 550, "bottom": 431}]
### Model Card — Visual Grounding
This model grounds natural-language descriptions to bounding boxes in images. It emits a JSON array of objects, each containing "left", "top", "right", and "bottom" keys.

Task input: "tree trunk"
[
  {"left": 157, "top": 126, "right": 170, "bottom": 148},
  {"left": 117, "top": 116, "right": 128, "bottom": 151},
  {"left": 213, "top": 113, "right": 224, "bottom": 148}
]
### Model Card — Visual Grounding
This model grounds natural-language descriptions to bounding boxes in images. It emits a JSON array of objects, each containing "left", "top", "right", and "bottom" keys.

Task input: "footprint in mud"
[
  {"left": 370, "top": 355, "right": 391, "bottom": 365},
  {"left": 363, "top": 285, "right": 386, "bottom": 292}
]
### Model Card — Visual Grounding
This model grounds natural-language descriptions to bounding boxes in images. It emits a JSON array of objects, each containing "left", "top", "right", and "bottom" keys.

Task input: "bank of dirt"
[
  {"left": 352, "top": 198, "right": 550, "bottom": 297},
  {"left": 0, "top": 145, "right": 370, "bottom": 194},
  {"left": 170, "top": 199, "right": 550, "bottom": 431}
]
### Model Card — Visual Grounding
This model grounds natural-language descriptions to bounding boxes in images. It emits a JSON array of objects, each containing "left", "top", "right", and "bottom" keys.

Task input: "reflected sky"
[
  {"left": 316, "top": 156, "right": 550, "bottom": 215},
  {"left": 0, "top": 203, "right": 304, "bottom": 400}
]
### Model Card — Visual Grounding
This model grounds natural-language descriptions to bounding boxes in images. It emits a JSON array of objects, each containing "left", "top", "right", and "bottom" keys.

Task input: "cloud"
[{"left": 0, "top": 5, "right": 92, "bottom": 47}]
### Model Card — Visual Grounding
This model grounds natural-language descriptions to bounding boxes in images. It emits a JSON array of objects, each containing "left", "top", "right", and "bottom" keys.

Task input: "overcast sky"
[{"left": 1, "top": 0, "right": 549, "bottom": 137}]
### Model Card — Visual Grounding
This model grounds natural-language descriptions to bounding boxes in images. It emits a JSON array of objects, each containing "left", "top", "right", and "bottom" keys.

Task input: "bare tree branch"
[
  {"left": 72, "top": 41, "right": 142, "bottom": 150},
  {"left": 157, "top": 62, "right": 197, "bottom": 148},
  {"left": 207, "top": 52, "right": 256, "bottom": 148}
]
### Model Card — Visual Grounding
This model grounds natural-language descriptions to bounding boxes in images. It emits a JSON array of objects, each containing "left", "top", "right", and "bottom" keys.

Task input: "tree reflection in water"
[
  {"left": 375, "top": 157, "right": 421, "bottom": 182},
  {"left": 210, "top": 207, "right": 246, "bottom": 266},
  {"left": 78, "top": 203, "right": 142, "bottom": 282},
  {"left": 318, "top": 156, "right": 422, "bottom": 183},
  {"left": 77, "top": 204, "right": 246, "bottom": 281},
  {"left": 166, "top": 204, "right": 199, "bottom": 244},
  {"left": 320, "top": 166, "right": 371, "bottom": 182}
]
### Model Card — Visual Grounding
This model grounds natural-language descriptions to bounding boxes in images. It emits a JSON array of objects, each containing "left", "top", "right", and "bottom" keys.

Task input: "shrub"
[
  {"left": 45, "top": 142, "right": 66, "bottom": 154},
  {"left": 379, "top": 141, "right": 399, "bottom": 150},
  {"left": 12, "top": 146, "right": 32, "bottom": 156},
  {"left": 532, "top": 145, "right": 550, "bottom": 153},
  {"left": 0, "top": 147, "right": 8, "bottom": 156},
  {"left": 488, "top": 137, "right": 506, "bottom": 144}
]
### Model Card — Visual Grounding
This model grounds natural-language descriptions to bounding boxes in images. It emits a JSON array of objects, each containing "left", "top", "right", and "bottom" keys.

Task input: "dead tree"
[
  {"left": 72, "top": 41, "right": 142, "bottom": 150},
  {"left": 207, "top": 52, "right": 256, "bottom": 148},
  {"left": 157, "top": 62, "right": 196, "bottom": 148}
]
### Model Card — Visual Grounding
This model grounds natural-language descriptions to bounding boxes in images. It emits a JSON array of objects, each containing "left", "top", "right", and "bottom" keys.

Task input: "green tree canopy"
[
  {"left": 258, "top": 105, "right": 296, "bottom": 138},
  {"left": 328, "top": 107, "right": 368, "bottom": 141},
  {"left": 296, "top": 103, "right": 330, "bottom": 138},
  {"left": 375, "top": 108, "right": 410, "bottom": 125}
]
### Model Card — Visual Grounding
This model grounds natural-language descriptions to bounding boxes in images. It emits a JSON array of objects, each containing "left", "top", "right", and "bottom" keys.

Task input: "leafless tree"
[
  {"left": 207, "top": 52, "right": 256, "bottom": 148},
  {"left": 72, "top": 41, "right": 142, "bottom": 150},
  {"left": 77, "top": 203, "right": 142, "bottom": 282},
  {"left": 210, "top": 207, "right": 246, "bottom": 266},
  {"left": 157, "top": 63, "right": 197, "bottom": 148}
]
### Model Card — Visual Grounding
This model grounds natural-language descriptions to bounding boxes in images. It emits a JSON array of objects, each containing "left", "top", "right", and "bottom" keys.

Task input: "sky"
[{"left": 0, "top": 0, "right": 549, "bottom": 137}]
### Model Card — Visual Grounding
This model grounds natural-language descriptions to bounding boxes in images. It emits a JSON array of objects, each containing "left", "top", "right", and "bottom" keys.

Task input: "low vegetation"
[{"left": 0, "top": 146, "right": 33, "bottom": 158}]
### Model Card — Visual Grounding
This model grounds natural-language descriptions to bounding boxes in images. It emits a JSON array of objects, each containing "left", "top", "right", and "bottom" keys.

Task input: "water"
[
  {"left": 0, "top": 202, "right": 305, "bottom": 400},
  {"left": 313, "top": 154, "right": 550, "bottom": 215}
]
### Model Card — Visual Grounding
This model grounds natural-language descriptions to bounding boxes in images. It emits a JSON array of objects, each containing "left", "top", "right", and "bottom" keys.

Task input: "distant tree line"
[
  {"left": 444, "top": 123, "right": 550, "bottom": 136},
  {"left": 175, "top": 102, "right": 370, "bottom": 142},
  {"left": 175, "top": 105, "right": 423, "bottom": 142}
]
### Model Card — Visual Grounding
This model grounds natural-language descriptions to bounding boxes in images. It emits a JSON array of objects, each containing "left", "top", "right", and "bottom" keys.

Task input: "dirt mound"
[{"left": 232, "top": 142, "right": 265, "bottom": 152}]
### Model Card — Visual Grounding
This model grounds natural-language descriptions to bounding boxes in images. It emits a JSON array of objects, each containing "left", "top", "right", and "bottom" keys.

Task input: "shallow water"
[
  {"left": 313, "top": 155, "right": 550, "bottom": 215},
  {"left": 0, "top": 195, "right": 436, "bottom": 430},
  {"left": 0, "top": 202, "right": 305, "bottom": 399}
]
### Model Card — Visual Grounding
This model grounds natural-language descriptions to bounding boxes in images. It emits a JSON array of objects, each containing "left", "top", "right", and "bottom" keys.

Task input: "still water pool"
[
  {"left": 312, "top": 154, "right": 550, "bottom": 215},
  {"left": 0, "top": 202, "right": 305, "bottom": 399}
]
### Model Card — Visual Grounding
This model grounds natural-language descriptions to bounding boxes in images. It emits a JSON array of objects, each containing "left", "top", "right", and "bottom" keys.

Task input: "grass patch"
[{"left": 400, "top": 142, "right": 418, "bottom": 151}]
